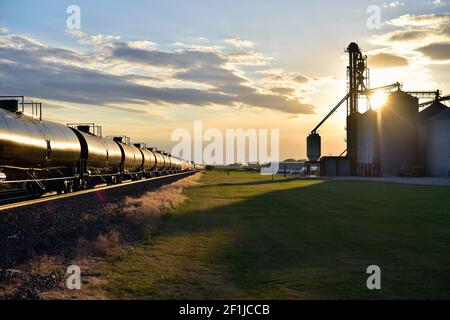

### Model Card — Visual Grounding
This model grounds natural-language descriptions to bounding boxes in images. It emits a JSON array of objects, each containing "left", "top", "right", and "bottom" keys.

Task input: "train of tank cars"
[{"left": 0, "top": 97, "right": 203, "bottom": 196}]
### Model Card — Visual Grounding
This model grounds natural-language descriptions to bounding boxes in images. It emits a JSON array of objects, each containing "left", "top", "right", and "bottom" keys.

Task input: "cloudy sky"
[{"left": 0, "top": 0, "right": 449, "bottom": 161}]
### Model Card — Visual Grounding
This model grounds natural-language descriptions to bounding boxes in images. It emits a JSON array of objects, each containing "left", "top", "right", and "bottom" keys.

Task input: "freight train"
[{"left": 0, "top": 97, "right": 203, "bottom": 195}]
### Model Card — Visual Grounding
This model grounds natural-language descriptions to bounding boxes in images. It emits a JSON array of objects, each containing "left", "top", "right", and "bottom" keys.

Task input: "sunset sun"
[{"left": 370, "top": 91, "right": 388, "bottom": 110}]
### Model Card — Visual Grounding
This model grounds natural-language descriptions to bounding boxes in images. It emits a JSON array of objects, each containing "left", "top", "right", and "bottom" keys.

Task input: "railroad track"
[
  {"left": 0, "top": 189, "right": 37, "bottom": 205},
  {"left": 0, "top": 171, "right": 197, "bottom": 212}
]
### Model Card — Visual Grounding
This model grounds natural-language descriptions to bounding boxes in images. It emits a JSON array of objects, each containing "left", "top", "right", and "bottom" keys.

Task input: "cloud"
[
  {"left": 80, "top": 34, "right": 121, "bottom": 46},
  {"left": 224, "top": 38, "right": 254, "bottom": 49},
  {"left": 417, "top": 42, "right": 450, "bottom": 60},
  {"left": 237, "top": 92, "right": 314, "bottom": 114},
  {"left": 382, "top": 1, "right": 405, "bottom": 8},
  {"left": 269, "top": 87, "right": 296, "bottom": 95},
  {"left": 374, "top": 13, "right": 450, "bottom": 46},
  {"left": 367, "top": 52, "right": 409, "bottom": 68},
  {"left": 66, "top": 30, "right": 121, "bottom": 48},
  {"left": 225, "top": 51, "right": 271, "bottom": 65},
  {"left": 387, "top": 13, "right": 450, "bottom": 28},
  {"left": 126, "top": 40, "right": 157, "bottom": 50},
  {"left": 261, "top": 73, "right": 310, "bottom": 87},
  {"left": 428, "top": 0, "right": 447, "bottom": 7},
  {"left": 175, "top": 65, "right": 248, "bottom": 88},
  {"left": 371, "top": 13, "right": 450, "bottom": 67},
  {"left": 0, "top": 33, "right": 316, "bottom": 115},
  {"left": 111, "top": 42, "right": 225, "bottom": 69},
  {"left": 292, "top": 75, "right": 309, "bottom": 83},
  {"left": 387, "top": 30, "right": 429, "bottom": 41}
]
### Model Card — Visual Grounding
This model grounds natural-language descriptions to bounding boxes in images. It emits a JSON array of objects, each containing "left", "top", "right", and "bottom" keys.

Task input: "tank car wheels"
[
  {"left": 78, "top": 179, "right": 88, "bottom": 190},
  {"left": 109, "top": 176, "right": 120, "bottom": 185},
  {"left": 64, "top": 180, "right": 74, "bottom": 193}
]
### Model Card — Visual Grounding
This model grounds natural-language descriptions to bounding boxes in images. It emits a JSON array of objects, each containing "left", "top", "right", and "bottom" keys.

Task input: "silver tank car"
[
  {"left": 170, "top": 156, "right": 179, "bottom": 170},
  {"left": 161, "top": 153, "right": 171, "bottom": 170},
  {"left": 113, "top": 138, "right": 143, "bottom": 172},
  {"left": 141, "top": 148, "right": 157, "bottom": 171},
  {"left": 172, "top": 157, "right": 182, "bottom": 171},
  {"left": 168, "top": 156, "right": 176, "bottom": 170},
  {"left": 133, "top": 144, "right": 157, "bottom": 172},
  {"left": 180, "top": 159, "right": 187, "bottom": 171},
  {"left": 0, "top": 109, "right": 81, "bottom": 179},
  {"left": 70, "top": 129, "right": 122, "bottom": 173},
  {"left": 152, "top": 150, "right": 165, "bottom": 170},
  {"left": 185, "top": 160, "right": 190, "bottom": 171}
]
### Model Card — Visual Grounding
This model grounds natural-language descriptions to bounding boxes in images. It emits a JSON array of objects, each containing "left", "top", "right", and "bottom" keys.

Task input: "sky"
[{"left": 0, "top": 0, "right": 449, "bottom": 162}]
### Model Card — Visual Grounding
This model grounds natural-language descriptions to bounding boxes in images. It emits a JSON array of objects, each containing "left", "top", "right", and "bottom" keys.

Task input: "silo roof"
[
  {"left": 419, "top": 101, "right": 448, "bottom": 124},
  {"left": 431, "top": 107, "right": 450, "bottom": 120},
  {"left": 387, "top": 90, "right": 419, "bottom": 107},
  {"left": 390, "top": 89, "right": 418, "bottom": 100}
]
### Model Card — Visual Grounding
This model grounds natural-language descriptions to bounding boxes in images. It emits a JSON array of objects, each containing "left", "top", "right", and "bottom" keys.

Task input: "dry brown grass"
[
  {"left": 122, "top": 173, "right": 202, "bottom": 237},
  {"left": 73, "top": 238, "right": 91, "bottom": 261},
  {"left": 25, "top": 255, "right": 62, "bottom": 275},
  {"left": 94, "top": 230, "right": 121, "bottom": 256},
  {"left": 1, "top": 173, "right": 202, "bottom": 300}
]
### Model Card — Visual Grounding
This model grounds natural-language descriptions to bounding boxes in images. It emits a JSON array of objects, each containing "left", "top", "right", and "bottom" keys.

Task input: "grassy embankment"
[{"left": 98, "top": 171, "right": 450, "bottom": 299}]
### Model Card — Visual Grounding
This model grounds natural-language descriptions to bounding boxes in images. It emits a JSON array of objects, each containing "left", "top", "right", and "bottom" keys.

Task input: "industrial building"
[{"left": 306, "top": 42, "right": 449, "bottom": 177}]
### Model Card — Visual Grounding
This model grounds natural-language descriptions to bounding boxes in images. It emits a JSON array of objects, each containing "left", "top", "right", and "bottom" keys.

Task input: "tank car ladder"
[{"left": 26, "top": 171, "right": 46, "bottom": 192}]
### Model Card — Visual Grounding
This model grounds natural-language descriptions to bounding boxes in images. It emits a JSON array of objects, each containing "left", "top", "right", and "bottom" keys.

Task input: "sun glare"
[{"left": 370, "top": 91, "right": 387, "bottom": 110}]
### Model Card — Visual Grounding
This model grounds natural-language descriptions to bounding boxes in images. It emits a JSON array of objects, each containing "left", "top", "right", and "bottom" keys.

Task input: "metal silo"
[
  {"left": 427, "top": 108, "right": 450, "bottom": 176},
  {"left": 307, "top": 133, "right": 321, "bottom": 162},
  {"left": 357, "top": 110, "right": 379, "bottom": 176},
  {"left": 378, "top": 90, "right": 420, "bottom": 176},
  {"left": 419, "top": 101, "right": 448, "bottom": 169}
]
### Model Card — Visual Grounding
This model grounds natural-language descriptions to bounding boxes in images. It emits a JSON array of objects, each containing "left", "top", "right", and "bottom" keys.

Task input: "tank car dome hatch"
[
  {"left": 77, "top": 125, "right": 91, "bottom": 134},
  {"left": 0, "top": 99, "right": 19, "bottom": 113},
  {"left": 113, "top": 136, "right": 124, "bottom": 143}
]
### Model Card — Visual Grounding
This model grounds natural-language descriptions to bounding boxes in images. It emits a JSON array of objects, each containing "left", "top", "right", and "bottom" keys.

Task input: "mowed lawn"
[{"left": 100, "top": 171, "right": 450, "bottom": 299}]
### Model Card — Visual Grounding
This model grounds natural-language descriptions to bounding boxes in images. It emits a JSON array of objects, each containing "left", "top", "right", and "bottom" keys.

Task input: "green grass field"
[{"left": 100, "top": 171, "right": 450, "bottom": 299}]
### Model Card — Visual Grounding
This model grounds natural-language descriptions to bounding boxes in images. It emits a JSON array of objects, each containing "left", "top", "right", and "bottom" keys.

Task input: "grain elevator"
[{"left": 306, "top": 42, "right": 450, "bottom": 177}]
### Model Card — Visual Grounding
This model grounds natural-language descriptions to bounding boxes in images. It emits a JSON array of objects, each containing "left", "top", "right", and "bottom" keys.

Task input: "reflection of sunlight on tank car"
[{"left": 0, "top": 97, "right": 201, "bottom": 195}]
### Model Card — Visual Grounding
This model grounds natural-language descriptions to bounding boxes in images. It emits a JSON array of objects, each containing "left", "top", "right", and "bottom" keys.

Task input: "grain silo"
[
  {"left": 427, "top": 108, "right": 450, "bottom": 176},
  {"left": 357, "top": 110, "right": 379, "bottom": 176},
  {"left": 419, "top": 101, "right": 448, "bottom": 170},
  {"left": 307, "top": 133, "right": 321, "bottom": 162},
  {"left": 378, "top": 90, "right": 420, "bottom": 176}
]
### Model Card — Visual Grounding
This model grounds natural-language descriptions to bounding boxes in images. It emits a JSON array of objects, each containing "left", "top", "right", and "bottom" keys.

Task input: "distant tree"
[{"left": 283, "top": 158, "right": 296, "bottom": 162}]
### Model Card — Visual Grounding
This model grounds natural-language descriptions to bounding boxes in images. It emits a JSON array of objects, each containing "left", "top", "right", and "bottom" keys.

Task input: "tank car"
[
  {"left": 151, "top": 148, "right": 166, "bottom": 173},
  {"left": 160, "top": 152, "right": 172, "bottom": 171},
  {"left": 134, "top": 143, "right": 157, "bottom": 177},
  {"left": 180, "top": 159, "right": 188, "bottom": 171},
  {"left": 112, "top": 137, "right": 143, "bottom": 178},
  {"left": 170, "top": 156, "right": 181, "bottom": 171},
  {"left": 69, "top": 126, "right": 122, "bottom": 174},
  {"left": 0, "top": 106, "right": 81, "bottom": 182}
]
